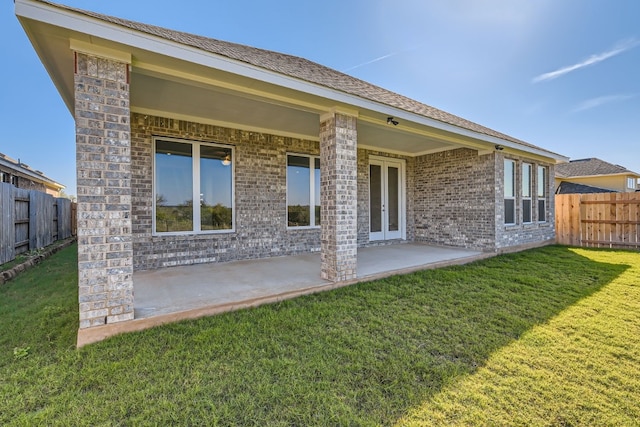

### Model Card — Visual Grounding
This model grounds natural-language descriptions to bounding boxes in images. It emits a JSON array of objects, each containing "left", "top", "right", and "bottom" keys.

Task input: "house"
[
  {"left": 15, "top": 0, "right": 568, "bottom": 334},
  {"left": 0, "top": 152, "right": 65, "bottom": 196},
  {"left": 555, "top": 158, "right": 640, "bottom": 194}
]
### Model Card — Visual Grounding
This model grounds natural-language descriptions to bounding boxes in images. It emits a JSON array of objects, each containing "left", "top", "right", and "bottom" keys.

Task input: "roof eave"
[{"left": 16, "top": 0, "right": 566, "bottom": 163}]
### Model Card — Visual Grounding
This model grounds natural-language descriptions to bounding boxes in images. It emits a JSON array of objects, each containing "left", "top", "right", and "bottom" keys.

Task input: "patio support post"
[
  {"left": 74, "top": 51, "right": 134, "bottom": 330},
  {"left": 319, "top": 110, "right": 358, "bottom": 281}
]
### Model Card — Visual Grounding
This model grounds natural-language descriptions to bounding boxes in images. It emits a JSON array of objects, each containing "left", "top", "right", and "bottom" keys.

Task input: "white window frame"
[
  {"left": 522, "top": 163, "right": 533, "bottom": 224},
  {"left": 627, "top": 177, "right": 636, "bottom": 190},
  {"left": 286, "top": 153, "right": 320, "bottom": 229},
  {"left": 152, "top": 136, "right": 235, "bottom": 236},
  {"left": 504, "top": 159, "right": 516, "bottom": 225},
  {"left": 537, "top": 165, "right": 547, "bottom": 222}
]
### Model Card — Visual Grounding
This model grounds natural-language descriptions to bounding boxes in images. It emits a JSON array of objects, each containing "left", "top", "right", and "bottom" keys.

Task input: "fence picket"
[
  {"left": 555, "top": 193, "right": 640, "bottom": 249},
  {"left": 0, "top": 185, "right": 76, "bottom": 266}
]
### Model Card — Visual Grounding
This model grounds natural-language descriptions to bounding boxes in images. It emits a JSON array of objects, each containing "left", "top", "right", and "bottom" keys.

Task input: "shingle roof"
[
  {"left": 555, "top": 158, "right": 640, "bottom": 178},
  {"left": 38, "top": 0, "right": 562, "bottom": 157},
  {"left": 555, "top": 181, "right": 617, "bottom": 195}
]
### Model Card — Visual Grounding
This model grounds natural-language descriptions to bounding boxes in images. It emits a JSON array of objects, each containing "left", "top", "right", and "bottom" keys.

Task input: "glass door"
[{"left": 369, "top": 158, "right": 404, "bottom": 241}]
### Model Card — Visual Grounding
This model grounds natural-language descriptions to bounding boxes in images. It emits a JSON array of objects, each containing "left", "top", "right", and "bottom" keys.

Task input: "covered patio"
[{"left": 77, "top": 244, "right": 489, "bottom": 346}]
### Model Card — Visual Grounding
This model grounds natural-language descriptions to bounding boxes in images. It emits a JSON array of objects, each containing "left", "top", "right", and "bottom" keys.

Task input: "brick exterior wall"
[
  {"left": 414, "top": 148, "right": 497, "bottom": 250},
  {"left": 75, "top": 53, "right": 134, "bottom": 328},
  {"left": 319, "top": 112, "right": 358, "bottom": 281},
  {"left": 131, "top": 113, "right": 321, "bottom": 270},
  {"left": 495, "top": 153, "right": 556, "bottom": 249},
  {"left": 128, "top": 113, "right": 555, "bottom": 275}
]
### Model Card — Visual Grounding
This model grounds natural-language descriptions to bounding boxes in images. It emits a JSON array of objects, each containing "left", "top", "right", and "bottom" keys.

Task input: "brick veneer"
[
  {"left": 130, "top": 113, "right": 321, "bottom": 270},
  {"left": 414, "top": 148, "right": 496, "bottom": 249},
  {"left": 319, "top": 112, "right": 358, "bottom": 281},
  {"left": 75, "top": 53, "right": 134, "bottom": 328},
  {"left": 129, "top": 113, "right": 555, "bottom": 276},
  {"left": 494, "top": 153, "right": 556, "bottom": 249}
]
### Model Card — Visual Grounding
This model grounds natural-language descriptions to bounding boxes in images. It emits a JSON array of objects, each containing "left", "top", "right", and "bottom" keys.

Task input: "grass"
[{"left": 0, "top": 244, "right": 638, "bottom": 426}]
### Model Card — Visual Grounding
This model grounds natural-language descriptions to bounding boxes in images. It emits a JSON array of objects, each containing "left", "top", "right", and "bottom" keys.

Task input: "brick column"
[
  {"left": 74, "top": 52, "right": 133, "bottom": 328},
  {"left": 320, "top": 111, "right": 358, "bottom": 281}
]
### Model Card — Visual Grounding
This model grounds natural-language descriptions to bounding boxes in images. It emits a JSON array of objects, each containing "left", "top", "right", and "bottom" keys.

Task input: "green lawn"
[{"left": 1, "top": 244, "right": 638, "bottom": 426}]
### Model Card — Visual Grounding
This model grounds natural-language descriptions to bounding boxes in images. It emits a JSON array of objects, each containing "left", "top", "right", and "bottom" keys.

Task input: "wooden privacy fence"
[
  {"left": 555, "top": 193, "right": 640, "bottom": 249},
  {"left": 0, "top": 182, "right": 75, "bottom": 264}
]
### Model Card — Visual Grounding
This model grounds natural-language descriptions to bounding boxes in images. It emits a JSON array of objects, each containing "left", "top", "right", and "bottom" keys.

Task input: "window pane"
[
  {"left": 314, "top": 158, "right": 321, "bottom": 226},
  {"left": 200, "top": 145, "right": 233, "bottom": 230},
  {"left": 155, "top": 140, "right": 193, "bottom": 232},
  {"left": 388, "top": 166, "right": 399, "bottom": 232},
  {"left": 538, "top": 200, "right": 546, "bottom": 222},
  {"left": 523, "top": 199, "right": 532, "bottom": 223},
  {"left": 504, "top": 160, "right": 515, "bottom": 197},
  {"left": 370, "top": 164, "right": 382, "bottom": 232},
  {"left": 537, "top": 166, "right": 546, "bottom": 197},
  {"left": 287, "top": 155, "right": 310, "bottom": 227},
  {"left": 504, "top": 199, "right": 515, "bottom": 224},
  {"left": 522, "top": 164, "right": 531, "bottom": 197}
]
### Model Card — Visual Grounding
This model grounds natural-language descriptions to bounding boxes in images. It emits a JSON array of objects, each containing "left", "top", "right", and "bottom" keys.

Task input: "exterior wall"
[
  {"left": 132, "top": 114, "right": 421, "bottom": 272},
  {"left": 131, "top": 113, "right": 321, "bottom": 271},
  {"left": 413, "top": 148, "right": 497, "bottom": 250},
  {"left": 75, "top": 53, "right": 134, "bottom": 328},
  {"left": 555, "top": 175, "right": 637, "bottom": 193},
  {"left": 495, "top": 153, "right": 556, "bottom": 250}
]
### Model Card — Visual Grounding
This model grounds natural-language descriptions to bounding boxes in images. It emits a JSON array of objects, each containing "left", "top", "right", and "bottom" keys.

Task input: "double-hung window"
[
  {"left": 287, "top": 154, "right": 320, "bottom": 227},
  {"left": 504, "top": 159, "right": 516, "bottom": 224},
  {"left": 537, "top": 166, "right": 547, "bottom": 222},
  {"left": 628, "top": 177, "right": 637, "bottom": 190},
  {"left": 154, "top": 137, "right": 234, "bottom": 234},
  {"left": 522, "top": 163, "right": 532, "bottom": 223}
]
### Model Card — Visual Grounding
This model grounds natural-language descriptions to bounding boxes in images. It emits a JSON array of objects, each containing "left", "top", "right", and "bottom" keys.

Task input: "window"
[
  {"left": 537, "top": 166, "right": 547, "bottom": 222},
  {"left": 11, "top": 175, "right": 18, "bottom": 187},
  {"left": 0, "top": 172, "right": 7, "bottom": 183},
  {"left": 628, "top": 177, "right": 637, "bottom": 190},
  {"left": 504, "top": 160, "right": 516, "bottom": 224},
  {"left": 522, "top": 163, "right": 532, "bottom": 223},
  {"left": 154, "top": 138, "right": 233, "bottom": 234},
  {"left": 287, "top": 154, "right": 320, "bottom": 227}
]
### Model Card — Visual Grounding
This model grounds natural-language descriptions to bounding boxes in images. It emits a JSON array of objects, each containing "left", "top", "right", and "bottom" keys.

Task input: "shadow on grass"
[{"left": 0, "top": 245, "right": 630, "bottom": 425}]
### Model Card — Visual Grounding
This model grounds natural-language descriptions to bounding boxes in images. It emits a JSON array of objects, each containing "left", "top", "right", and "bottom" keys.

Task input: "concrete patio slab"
[{"left": 77, "top": 243, "right": 490, "bottom": 346}]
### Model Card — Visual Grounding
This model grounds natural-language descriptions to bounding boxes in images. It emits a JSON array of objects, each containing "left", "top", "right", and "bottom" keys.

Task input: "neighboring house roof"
[
  {"left": 0, "top": 152, "right": 64, "bottom": 190},
  {"left": 17, "top": 0, "right": 568, "bottom": 163},
  {"left": 555, "top": 181, "right": 617, "bottom": 195},
  {"left": 555, "top": 158, "right": 640, "bottom": 178}
]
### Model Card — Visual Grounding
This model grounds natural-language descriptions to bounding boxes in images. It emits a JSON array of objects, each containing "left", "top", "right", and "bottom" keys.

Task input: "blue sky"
[{"left": 2, "top": 0, "right": 639, "bottom": 195}]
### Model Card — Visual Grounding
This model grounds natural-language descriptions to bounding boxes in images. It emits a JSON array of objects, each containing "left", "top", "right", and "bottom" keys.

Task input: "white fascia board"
[{"left": 16, "top": 0, "right": 567, "bottom": 163}]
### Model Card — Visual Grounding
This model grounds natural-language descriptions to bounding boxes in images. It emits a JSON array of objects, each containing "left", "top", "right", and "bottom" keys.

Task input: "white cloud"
[
  {"left": 533, "top": 38, "right": 640, "bottom": 83},
  {"left": 572, "top": 94, "right": 636, "bottom": 112}
]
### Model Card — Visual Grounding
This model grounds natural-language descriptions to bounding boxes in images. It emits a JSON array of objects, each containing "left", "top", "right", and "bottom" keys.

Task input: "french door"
[{"left": 369, "top": 157, "right": 405, "bottom": 241}]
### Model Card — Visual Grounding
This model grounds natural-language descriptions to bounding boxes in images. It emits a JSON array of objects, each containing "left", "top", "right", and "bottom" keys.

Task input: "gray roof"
[
  {"left": 39, "top": 0, "right": 562, "bottom": 157},
  {"left": 555, "top": 181, "right": 617, "bottom": 195},
  {"left": 555, "top": 158, "right": 640, "bottom": 178}
]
